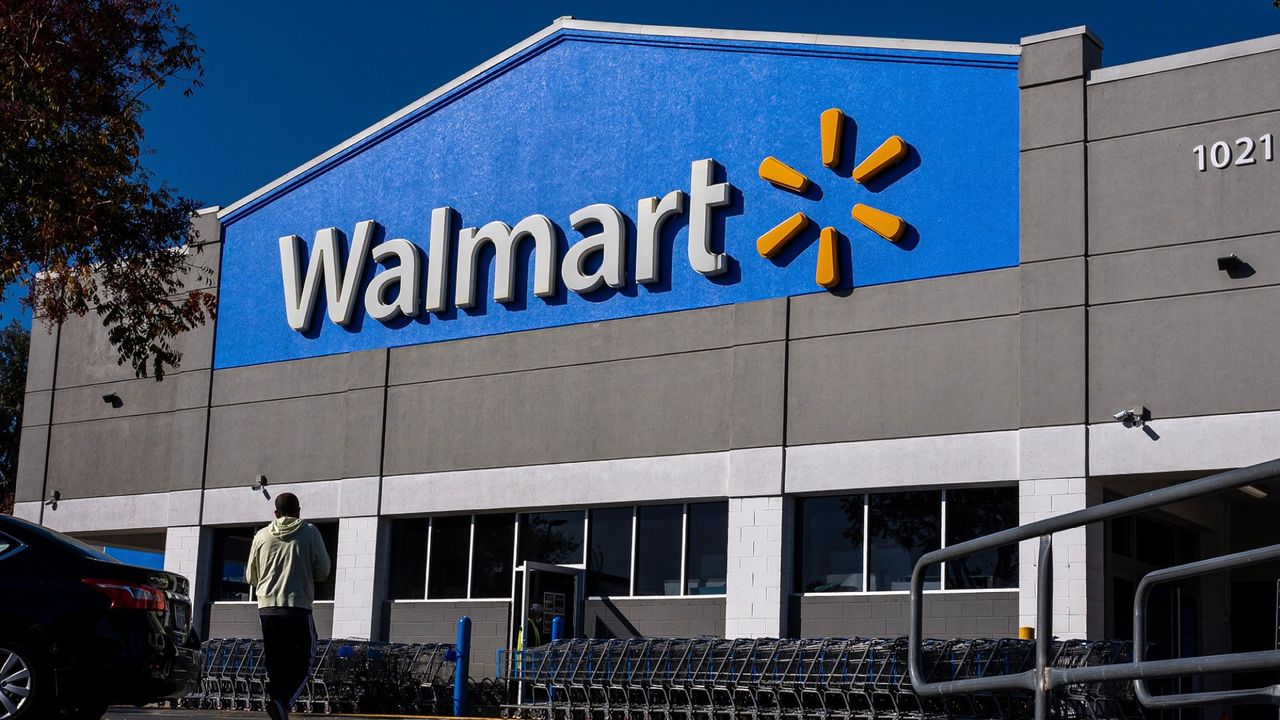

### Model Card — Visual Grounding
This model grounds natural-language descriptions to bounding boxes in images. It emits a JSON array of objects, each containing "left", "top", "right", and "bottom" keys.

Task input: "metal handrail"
[
  {"left": 1133, "top": 543, "right": 1280, "bottom": 708},
  {"left": 907, "top": 457, "right": 1280, "bottom": 719}
]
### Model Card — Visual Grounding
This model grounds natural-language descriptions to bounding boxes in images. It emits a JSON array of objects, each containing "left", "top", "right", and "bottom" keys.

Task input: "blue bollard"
[
  {"left": 454, "top": 616, "right": 471, "bottom": 717},
  {"left": 550, "top": 615, "right": 564, "bottom": 641}
]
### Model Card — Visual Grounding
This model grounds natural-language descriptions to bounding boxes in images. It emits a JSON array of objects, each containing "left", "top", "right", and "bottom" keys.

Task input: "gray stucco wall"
[
  {"left": 1084, "top": 41, "right": 1280, "bottom": 425},
  {"left": 789, "top": 593, "right": 1019, "bottom": 639},
  {"left": 15, "top": 214, "right": 221, "bottom": 504}
]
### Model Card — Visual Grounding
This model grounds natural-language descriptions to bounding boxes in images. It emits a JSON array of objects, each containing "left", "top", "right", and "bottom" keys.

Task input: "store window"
[
  {"left": 388, "top": 517, "right": 429, "bottom": 600},
  {"left": 685, "top": 502, "right": 728, "bottom": 594},
  {"left": 868, "top": 491, "right": 941, "bottom": 591},
  {"left": 794, "top": 487, "right": 1017, "bottom": 594},
  {"left": 471, "top": 513, "right": 515, "bottom": 598},
  {"left": 212, "top": 526, "right": 257, "bottom": 601},
  {"left": 634, "top": 504, "right": 684, "bottom": 595},
  {"left": 795, "top": 495, "right": 864, "bottom": 593},
  {"left": 213, "top": 522, "right": 338, "bottom": 601},
  {"left": 945, "top": 487, "right": 1018, "bottom": 589},
  {"left": 391, "top": 503, "right": 729, "bottom": 602},
  {"left": 519, "top": 510, "right": 585, "bottom": 565},
  {"left": 427, "top": 515, "right": 471, "bottom": 600},
  {"left": 587, "top": 507, "right": 632, "bottom": 596}
]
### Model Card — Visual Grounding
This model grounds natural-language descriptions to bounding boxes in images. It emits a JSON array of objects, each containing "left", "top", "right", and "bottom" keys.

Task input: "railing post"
[
  {"left": 454, "top": 615, "right": 471, "bottom": 717},
  {"left": 1035, "top": 535, "right": 1053, "bottom": 720}
]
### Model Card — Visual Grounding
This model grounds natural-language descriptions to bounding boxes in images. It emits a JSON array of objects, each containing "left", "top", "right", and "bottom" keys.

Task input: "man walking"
[{"left": 245, "top": 493, "right": 332, "bottom": 720}]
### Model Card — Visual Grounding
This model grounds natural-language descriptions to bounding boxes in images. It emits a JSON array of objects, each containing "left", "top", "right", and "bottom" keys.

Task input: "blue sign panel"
[{"left": 216, "top": 28, "right": 1018, "bottom": 369}]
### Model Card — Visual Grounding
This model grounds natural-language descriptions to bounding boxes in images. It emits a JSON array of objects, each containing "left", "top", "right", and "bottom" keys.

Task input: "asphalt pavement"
[
  {"left": 104, "top": 709, "right": 486, "bottom": 720},
  {"left": 105, "top": 710, "right": 375, "bottom": 720}
]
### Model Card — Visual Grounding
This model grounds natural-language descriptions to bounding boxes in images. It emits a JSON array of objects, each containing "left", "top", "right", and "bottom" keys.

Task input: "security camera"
[
  {"left": 1113, "top": 407, "right": 1149, "bottom": 427},
  {"left": 251, "top": 474, "right": 270, "bottom": 499}
]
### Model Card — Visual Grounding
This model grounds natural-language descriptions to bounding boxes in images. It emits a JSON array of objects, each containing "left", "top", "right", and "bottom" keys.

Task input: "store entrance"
[
  {"left": 509, "top": 562, "right": 584, "bottom": 651},
  {"left": 1106, "top": 507, "right": 1203, "bottom": 720}
]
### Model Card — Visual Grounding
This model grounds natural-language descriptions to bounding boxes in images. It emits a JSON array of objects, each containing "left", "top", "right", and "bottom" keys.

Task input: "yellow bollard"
[{"left": 1018, "top": 626, "right": 1035, "bottom": 640}]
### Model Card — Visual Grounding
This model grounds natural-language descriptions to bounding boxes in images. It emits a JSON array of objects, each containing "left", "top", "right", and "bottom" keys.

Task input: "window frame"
[
  {"left": 795, "top": 485, "right": 1020, "bottom": 597},
  {"left": 396, "top": 502, "right": 731, "bottom": 603}
]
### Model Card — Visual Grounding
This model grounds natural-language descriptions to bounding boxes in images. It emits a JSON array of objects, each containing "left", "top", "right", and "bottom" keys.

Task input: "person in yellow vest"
[{"left": 518, "top": 603, "right": 544, "bottom": 650}]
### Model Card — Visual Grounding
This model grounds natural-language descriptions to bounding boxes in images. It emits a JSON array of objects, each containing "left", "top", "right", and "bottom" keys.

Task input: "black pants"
[{"left": 259, "top": 608, "right": 315, "bottom": 720}]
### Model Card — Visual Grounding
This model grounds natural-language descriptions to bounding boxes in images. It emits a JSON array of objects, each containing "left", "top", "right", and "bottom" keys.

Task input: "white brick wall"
[
  {"left": 165, "top": 525, "right": 213, "bottom": 632},
  {"left": 725, "top": 495, "right": 789, "bottom": 638},
  {"left": 330, "top": 516, "right": 383, "bottom": 639},
  {"left": 1018, "top": 478, "right": 1104, "bottom": 638}
]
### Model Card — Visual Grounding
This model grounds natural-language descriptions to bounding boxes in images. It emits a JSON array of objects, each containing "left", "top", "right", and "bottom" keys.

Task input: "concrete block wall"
[
  {"left": 330, "top": 516, "right": 386, "bottom": 639},
  {"left": 387, "top": 601, "right": 509, "bottom": 677},
  {"left": 207, "top": 602, "right": 335, "bottom": 640},
  {"left": 790, "top": 592, "right": 1019, "bottom": 638},
  {"left": 164, "top": 526, "right": 213, "bottom": 634},
  {"left": 724, "top": 496, "right": 788, "bottom": 638},
  {"left": 584, "top": 598, "right": 726, "bottom": 639},
  {"left": 1018, "top": 478, "right": 1104, "bottom": 637}
]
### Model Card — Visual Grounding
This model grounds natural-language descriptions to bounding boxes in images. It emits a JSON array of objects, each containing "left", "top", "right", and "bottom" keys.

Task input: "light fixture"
[
  {"left": 1217, "top": 254, "right": 1242, "bottom": 272},
  {"left": 101, "top": 393, "right": 123, "bottom": 408},
  {"left": 1239, "top": 484, "right": 1269, "bottom": 500},
  {"left": 251, "top": 474, "right": 270, "bottom": 499},
  {"left": 44, "top": 490, "right": 61, "bottom": 511},
  {"left": 1112, "top": 406, "right": 1150, "bottom": 427}
]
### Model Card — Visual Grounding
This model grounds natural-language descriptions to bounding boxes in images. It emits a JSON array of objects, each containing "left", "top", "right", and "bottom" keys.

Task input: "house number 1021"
[{"left": 1193, "top": 134, "right": 1273, "bottom": 171}]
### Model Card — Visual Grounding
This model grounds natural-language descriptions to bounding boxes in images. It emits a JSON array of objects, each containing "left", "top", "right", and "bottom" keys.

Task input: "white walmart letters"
[{"left": 278, "top": 159, "right": 734, "bottom": 331}]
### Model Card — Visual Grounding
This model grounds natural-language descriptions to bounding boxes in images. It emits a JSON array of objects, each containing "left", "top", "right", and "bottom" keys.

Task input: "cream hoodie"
[{"left": 245, "top": 517, "right": 332, "bottom": 610}]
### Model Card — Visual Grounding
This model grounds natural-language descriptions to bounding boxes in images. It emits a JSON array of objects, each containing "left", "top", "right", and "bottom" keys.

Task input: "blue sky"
[
  {"left": 141, "top": 0, "right": 1280, "bottom": 208},
  {"left": 7, "top": 0, "right": 1278, "bottom": 326}
]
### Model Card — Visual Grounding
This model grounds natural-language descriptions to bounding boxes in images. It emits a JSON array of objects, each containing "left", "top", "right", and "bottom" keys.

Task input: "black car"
[{"left": 0, "top": 514, "right": 200, "bottom": 719}]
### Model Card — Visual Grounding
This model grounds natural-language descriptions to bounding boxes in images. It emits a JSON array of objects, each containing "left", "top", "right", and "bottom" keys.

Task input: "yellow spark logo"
[{"left": 757, "top": 108, "right": 910, "bottom": 289}]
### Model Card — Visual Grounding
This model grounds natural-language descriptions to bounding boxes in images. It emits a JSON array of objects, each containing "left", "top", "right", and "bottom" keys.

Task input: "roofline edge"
[{"left": 217, "top": 18, "right": 1019, "bottom": 222}]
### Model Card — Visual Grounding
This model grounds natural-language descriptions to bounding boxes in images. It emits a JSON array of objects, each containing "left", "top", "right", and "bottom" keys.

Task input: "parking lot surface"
[{"left": 104, "top": 709, "right": 487, "bottom": 720}]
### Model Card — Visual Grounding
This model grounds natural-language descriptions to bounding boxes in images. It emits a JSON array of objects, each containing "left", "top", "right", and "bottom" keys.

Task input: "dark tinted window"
[
  {"left": 428, "top": 516, "right": 470, "bottom": 599},
  {"left": 868, "top": 491, "right": 940, "bottom": 591},
  {"left": 587, "top": 507, "right": 632, "bottom": 596},
  {"left": 796, "top": 495, "right": 864, "bottom": 593},
  {"left": 685, "top": 502, "right": 728, "bottom": 595},
  {"left": 634, "top": 505, "right": 683, "bottom": 596},
  {"left": 313, "top": 522, "right": 339, "bottom": 601},
  {"left": 945, "top": 487, "right": 1018, "bottom": 589},
  {"left": 519, "top": 511, "right": 585, "bottom": 565},
  {"left": 471, "top": 514, "right": 515, "bottom": 598},
  {"left": 212, "top": 527, "right": 257, "bottom": 601},
  {"left": 388, "top": 518, "right": 430, "bottom": 600}
]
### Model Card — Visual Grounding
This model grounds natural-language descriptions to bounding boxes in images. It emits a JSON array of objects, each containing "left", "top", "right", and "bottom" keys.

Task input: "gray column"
[{"left": 1016, "top": 26, "right": 1105, "bottom": 641}]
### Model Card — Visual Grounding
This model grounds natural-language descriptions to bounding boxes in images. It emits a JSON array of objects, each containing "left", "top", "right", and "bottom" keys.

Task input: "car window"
[
  {"left": 49, "top": 530, "right": 120, "bottom": 563},
  {"left": 0, "top": 533, "right": 18, "bottom": 560},
  {"left": 0, "top": 518, "right": 118, "bottom": 563}
]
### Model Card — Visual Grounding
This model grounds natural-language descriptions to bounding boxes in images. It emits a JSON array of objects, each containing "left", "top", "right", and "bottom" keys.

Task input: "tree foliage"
[
  {"left": 0, "top": 321, "right": 27, "bottom": 514},
  {"left": 0, "top": 0, "right": 215, "bottom": 380}
]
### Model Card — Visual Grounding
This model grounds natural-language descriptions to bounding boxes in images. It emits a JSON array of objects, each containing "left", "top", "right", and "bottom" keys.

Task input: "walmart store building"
[{"left": 14, "top": 20, "right": 1280, "bottom": 677}]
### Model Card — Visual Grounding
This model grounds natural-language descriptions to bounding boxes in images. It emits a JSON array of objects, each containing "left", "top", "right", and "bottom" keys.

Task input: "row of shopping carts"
[
  {"left": 181, "top": 637, "right": 458, "bottom": 714},
  {"left": 501, "top": 637, "right": 1142, "bottom": 720}
]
